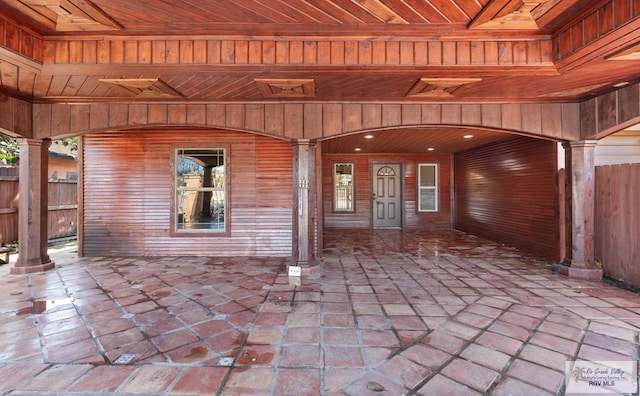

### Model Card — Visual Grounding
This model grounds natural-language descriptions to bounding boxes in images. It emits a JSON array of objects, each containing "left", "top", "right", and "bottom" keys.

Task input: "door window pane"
[
  {"left": 175, "top": 149, "right": 226, "bottom": 232},
  {"left": 418, "top": 163, "right": 438, "bottom": 212},
  {"left": 334, "top": 163, "right": 354, "bottom": 211}
]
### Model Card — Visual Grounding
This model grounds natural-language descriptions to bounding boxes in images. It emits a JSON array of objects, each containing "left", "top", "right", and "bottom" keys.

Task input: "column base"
[
  {"left": 568, "top": 266, "right": 603, "bottom": 281},
  {"left": 553, "top": 262, "right": 602, "bottom": 281},
  {"left": 11, "top": 261, "right": 55, "bottom": 274},
  {"left": 290, "top": 260, "right": 320, "bottom": 277}
]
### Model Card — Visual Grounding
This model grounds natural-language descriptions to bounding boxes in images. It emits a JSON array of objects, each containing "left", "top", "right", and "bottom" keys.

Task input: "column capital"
[
  {"left": 292, "top": 138, "right": 312, "bottom": 146},
  {"left": 16, "top": 137, "right": 52, "bottom": 147},
  {"left": 568, "top": 140, "right": 598, "bottom": 149}
]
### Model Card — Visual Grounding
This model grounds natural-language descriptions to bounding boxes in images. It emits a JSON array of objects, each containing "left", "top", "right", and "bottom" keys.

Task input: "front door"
[{"left": 372, "top": 163, "right": 402, "bottom": 228}]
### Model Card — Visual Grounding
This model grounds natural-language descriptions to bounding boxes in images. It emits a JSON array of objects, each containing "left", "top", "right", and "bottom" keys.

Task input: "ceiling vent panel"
[
  {"left": 6, "top": 0, "right": 121, "bottom": 31},
  {"left": 98, "top": 78, "right": 183, "bottom": 98},
  {"left": 407, "top": 78, "right": 482, "bottom": 98}
]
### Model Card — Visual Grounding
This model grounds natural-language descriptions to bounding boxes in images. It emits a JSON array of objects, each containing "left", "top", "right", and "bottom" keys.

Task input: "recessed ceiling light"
[
  {"left": 364, "top": 134, "right": 374, "bottom": 139},
  {"left": 614, "top": 81, "right": 630, "bottom": 88},
  {"left": 427, "top": 147, "right": 435, "bottom": 151},
  {"left": 463, "top": 134, "right": 474, "bottom": 139},
  {"left": 355, "top": 148, "right": 361, "bottom": 151}
]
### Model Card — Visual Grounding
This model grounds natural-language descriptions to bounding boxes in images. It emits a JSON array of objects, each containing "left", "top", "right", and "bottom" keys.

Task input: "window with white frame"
[
  {"left": 418, "top": 163, "right": 438, "bottom": 212},
  {"left": 175, "top": 148, "right": 226, "bottom": 233},
  {"left": 333, "top": 163, "right": 354, "bottom": 211}
]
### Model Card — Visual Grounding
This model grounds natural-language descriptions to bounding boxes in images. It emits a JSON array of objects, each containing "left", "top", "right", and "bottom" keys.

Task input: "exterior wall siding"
[
  {"left": 454, "top": 137, "right": 561, "bottom": 261},
  {"left": 322, "top": 153, "right": 452, "bottom": 229},
  {"left": 82, "top": 130, "right": 293, "bottom": 257},
  {"left": 595, "top": 132, "right": 640, "bottom": 165},
  {"left": 48, "top": 157, "right": 77, "bottom": 181}
]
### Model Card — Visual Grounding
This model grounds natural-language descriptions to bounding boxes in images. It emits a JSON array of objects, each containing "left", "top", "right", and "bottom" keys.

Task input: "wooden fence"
[
  {"left": 0, "top": 167, "right": 77, "bottom": 245},
  {"left": 595, "top": 163, "right": 640, "bottom": 285}
]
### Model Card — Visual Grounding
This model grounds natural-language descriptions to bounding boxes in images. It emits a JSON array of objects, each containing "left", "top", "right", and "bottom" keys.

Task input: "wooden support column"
[
  {"left": 11, "top": 138, "right": 55, "bottom": 274},
  {"left": 563, "top": 140, "right": 601, "bottom": 280},
  {"left": 569, "top": 140, "right": 597, "bottom": 266},
  {"left": 560, "top": 143, "right": 571, "bottom": 263},
  {"left": 292, "top": 139, "right": 317, "bottom": 272}
]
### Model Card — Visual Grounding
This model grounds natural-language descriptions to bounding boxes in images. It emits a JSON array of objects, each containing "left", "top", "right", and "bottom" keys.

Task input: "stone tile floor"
[{"left": 1, "top": 229, "right": 639, "bottom": 395}]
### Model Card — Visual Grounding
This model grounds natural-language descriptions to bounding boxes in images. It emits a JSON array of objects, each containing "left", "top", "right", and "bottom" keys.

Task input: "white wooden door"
[{"left": 372, "top": 163, "right": 402, "bottom": 228}]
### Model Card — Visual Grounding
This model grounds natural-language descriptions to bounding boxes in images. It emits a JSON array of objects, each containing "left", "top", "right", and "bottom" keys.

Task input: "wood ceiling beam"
[
  {"left": 469, "top": 0, "right": 521, "bottom": 29},
  {"left": 39, "top": 64, "right": 559, "bottom": 77},
  {"left": 533, "top": 0, "right": 593, "bottom": 32},
  {"left": 607, "top": 42, "right": 640, "bottom": 61},
  {"left": 580, "top": 82, "right": 640, "bottom": 140},
  {"left": 469, "top": 0, "right": 590, "bottom": 31},
  {"left": 357, "top": 0, "right": 408, "bottom": 24},
  {"left": 554, "top": 16, "right": 640, "bottom": 73},
  {"left": 2, "top": 0, "right": 56, "bottom": 30},
  {"left": 39, "top": 37, "right": 556, "bottom": 74},
  {"left": 42, "top": 28, "right": 550, "bottom": 41},
  {"left": 469, "top": 0, "right": 553, "bottom": 30},
  {"left": 0, "top": 47, "right": 43, "bottom": 74},
  {"left": 3, "top": 0, "right": 121, "bottom": 31},
  {"left": 553, "top": 0, "right": 640, "bottom": 67},
  {"left": 32, "top": 101, "right": 580, "bottom": 142},
  {"left": 0, "top": 14, "right": 44, "bottom": 62},
  {"left": 0, "top": 94, "right": 33, "bottom": 138}
]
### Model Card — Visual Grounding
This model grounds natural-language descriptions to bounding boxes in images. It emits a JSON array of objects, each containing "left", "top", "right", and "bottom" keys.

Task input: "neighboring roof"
[{"left": 49, "top": 141, "right": 78, "bottom": 161}]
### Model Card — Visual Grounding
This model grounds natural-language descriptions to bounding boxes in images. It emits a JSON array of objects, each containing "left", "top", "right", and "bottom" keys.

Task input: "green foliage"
[
  {"left": 0, "top": 134, "right": 78, "bottom": 165},
  {"left": 0, "top": 134, "right": 18, "bottom": 165},
  {"left": 58, "top": 137, "right": 78, "bottom": 152}
]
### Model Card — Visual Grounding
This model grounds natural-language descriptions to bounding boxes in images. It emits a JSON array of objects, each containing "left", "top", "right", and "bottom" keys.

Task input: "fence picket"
[
  {"left": 595, "top": 163, "right": 640, "bottom": 285},
  {"left": 0, "top": 168, "right": 77, "bottom": 244}
]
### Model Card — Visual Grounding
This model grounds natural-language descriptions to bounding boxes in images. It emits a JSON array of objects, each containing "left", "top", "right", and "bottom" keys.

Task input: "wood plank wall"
[
  {"left": 595, "top": 163, "right": 640, "bottom": 285},
  {"left": 322, "top": 153, "right": 451, "bottom": 229},
  {"left": 454, "top": 137, "right": 561, "bottom": 261},
  {"left": 82, "top": 130, "right": 293, "bottom": 257}
]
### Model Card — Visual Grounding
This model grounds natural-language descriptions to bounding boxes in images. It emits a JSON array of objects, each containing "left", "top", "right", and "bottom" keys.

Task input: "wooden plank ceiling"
[{"left": 1, "top": 0, "right": 640, "bottom": 152}]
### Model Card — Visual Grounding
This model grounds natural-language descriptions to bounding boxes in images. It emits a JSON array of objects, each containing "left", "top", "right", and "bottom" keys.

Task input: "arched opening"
[{"left": 319, "top": 126, "right": 564, "bottom": 261}]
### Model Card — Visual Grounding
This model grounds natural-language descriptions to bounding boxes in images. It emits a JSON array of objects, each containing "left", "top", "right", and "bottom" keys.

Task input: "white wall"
[{"left": 595, "top": 126, "right": 640, "bottom": 166}]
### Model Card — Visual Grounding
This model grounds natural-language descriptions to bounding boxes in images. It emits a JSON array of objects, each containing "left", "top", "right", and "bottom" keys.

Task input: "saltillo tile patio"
[{"left": 0, "top": 229, "right": 639, "bottom": 395}]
